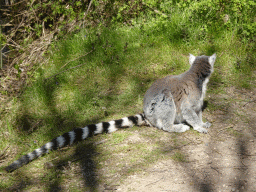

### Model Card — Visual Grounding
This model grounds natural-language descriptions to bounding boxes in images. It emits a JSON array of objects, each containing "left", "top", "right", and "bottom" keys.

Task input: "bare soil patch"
[{"left": 115, "top": 87, "right": 256, "bottom": 192}]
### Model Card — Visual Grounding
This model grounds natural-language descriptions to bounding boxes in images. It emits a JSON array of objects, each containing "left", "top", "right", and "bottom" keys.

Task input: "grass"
[
  {"left": 1, "top": 3, "right": 256, "bottom": 191},
  {"left": 171, "top": 151, "right": 187, "bottom": 162}
]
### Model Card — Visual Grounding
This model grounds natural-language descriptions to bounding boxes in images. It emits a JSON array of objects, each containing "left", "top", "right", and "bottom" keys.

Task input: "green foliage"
[
  {"left": 112, "top": 132, "right": 131, "bottom": 144},
  {"left": 1, "top": 0, "right": 255, "bottom": 73},
  {"left": 171, "top": 151, "right": 187, "bottom": 162},
  {"left": 26, "top": 0, "right": 85, "bottom": 37},
  {"left": 105, "top": 0, "right": 255, "bottom": 42},
  {"left": 176, "top": 0, "right": 256, "bottom": 41}
]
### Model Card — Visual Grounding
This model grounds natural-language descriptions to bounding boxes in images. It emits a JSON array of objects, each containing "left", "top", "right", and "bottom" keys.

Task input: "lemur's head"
[{"left": 189, "top": 53, "right": 216, "bottom": 73}]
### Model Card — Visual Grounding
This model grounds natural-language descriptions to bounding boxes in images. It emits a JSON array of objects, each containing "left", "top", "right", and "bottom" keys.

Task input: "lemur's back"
[
  {"left": 143, "top": 74, "right": 195, "bottom": 112},
  {"left": 143, "top": 54, "right": 216, "bottom": 133}
]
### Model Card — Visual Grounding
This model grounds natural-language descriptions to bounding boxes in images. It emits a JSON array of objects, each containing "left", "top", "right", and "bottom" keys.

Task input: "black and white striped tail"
[{"left": 6, "top": 114, "right": 146, "bottom": 172}]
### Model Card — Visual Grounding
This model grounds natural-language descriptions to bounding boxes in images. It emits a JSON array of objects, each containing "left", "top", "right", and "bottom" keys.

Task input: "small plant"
[
  {"left": 171, "top": 151, "right": 187, "bottom": 162},
  {"left": 112, "top": 132, "right": 131, "bottom": 144}
]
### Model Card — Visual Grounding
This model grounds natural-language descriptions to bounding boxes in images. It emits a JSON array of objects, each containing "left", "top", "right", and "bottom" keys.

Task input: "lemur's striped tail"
[{"left": 6, "top": 113, "right": 147, "bottom": 172}]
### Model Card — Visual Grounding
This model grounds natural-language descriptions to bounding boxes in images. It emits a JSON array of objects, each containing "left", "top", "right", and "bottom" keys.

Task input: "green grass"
[
  {"left": 0, "top": 3, "right": 256, "bottom": 191},
  {"left": 111, "top": 132, "right": 132, "bottom": 144},
  {"left": 171, "top": 151, "right": 187, "bottom": 162}
]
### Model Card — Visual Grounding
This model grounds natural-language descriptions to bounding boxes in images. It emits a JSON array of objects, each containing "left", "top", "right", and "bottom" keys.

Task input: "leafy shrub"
[{"left": 176, "top": 0, "right": 256, "bottom": 41}]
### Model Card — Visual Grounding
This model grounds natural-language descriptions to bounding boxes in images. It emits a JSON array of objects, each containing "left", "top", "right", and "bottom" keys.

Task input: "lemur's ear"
[
  {"left": 189, "top": 53, "right": 196, "bottom": 65},
  {"left": 209, "top": 53, "right": 216, "bottom": 66}
]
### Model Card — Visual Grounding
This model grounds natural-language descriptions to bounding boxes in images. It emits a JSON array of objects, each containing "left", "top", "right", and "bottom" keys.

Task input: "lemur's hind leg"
[
  {"left": 197, "top": 110, "right": 211, "bottom": 128},
  {"left": 144, "top": 90, "right": 190, "bottom": 133},
  {"left": 182, "top": 107, "right": 208, "bottom": 133}
]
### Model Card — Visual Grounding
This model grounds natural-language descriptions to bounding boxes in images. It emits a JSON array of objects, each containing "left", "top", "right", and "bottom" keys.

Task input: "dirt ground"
[{"left": 108, "top": 87, "right": 256, "bottom": 192}]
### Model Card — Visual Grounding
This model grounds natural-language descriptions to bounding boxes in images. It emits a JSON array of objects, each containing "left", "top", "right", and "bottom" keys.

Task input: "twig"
[
  {"left": 215, "top": 125, "right": 234, "bottom": 136},
  {"left": 145, "top": 177, "right": 164, "bottom": 187},
  {"left": 8, "top": 16, "right": 25, "bottom": 39},
  {"left": 238, "top": 153, "right": 256, "bottom": 157},
  {"left": 83, "top": 0, "right": 93, "bottom": 19},
  {"left": 219, "top": 51, "right": 224, "bottom": 57},
  {"left": 210, "top": 166, "right": 222, "bottom": 175},
  {"left": 212, "top": 149, "right": 223, "bottom": 157},
  {"left": 44, "top": 62, "right": 89, "bottom": 81},
  {"left": 94, "top": 139, "right": 108, "bottom": 146},
  {"left": 0, "top": 9, "right": 11, "bottom": 12},
  {"left": 60, "top": 49, "right": 93, "bottom": 69},
  {"left": 173, "top": 142, "right": 192, "bottom": 150},
  {"left": 243, "top": 99, "right": 256, "bottom": 107},
  {"left": 103, "top": 184, "right": 119, "bottom": 191},
  {"left": 0, "top": 145, "right": 10, "bottom": 160},
  {"left": 28, "top": 119, "right": 43, "bottom": 133},
  {"left": 1, "top": 23, "right": 13, "bottom": 27},
  {"left": 2, "top": 0, "right": 27, "bottom": 6},
  {"left": 205, "top": 166, "right": 248, "bottom": 169},
  {"left": 8, "top": 38, "right": 23, "bottom": 50}
]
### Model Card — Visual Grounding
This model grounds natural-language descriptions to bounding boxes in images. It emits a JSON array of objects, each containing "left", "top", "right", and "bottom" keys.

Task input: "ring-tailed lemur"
[{"left": 5, "top": 53, "right": 216, "bottom": 172}]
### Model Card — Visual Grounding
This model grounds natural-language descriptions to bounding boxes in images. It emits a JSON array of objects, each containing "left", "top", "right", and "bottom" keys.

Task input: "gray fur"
[{"left": 143, "top": 53, "right": 216, "bottom": 133}]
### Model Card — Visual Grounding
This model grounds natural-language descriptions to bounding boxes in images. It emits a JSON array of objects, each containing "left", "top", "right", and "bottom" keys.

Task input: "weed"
[
  {"left": 111, "top": 132, "right": 132, "bottom": 144},
  {"left": 227, "top": 128, "right": 243, "bottom": 137},
  {"left": 171, "top": 151, "right": 187, "bottom": 162}
]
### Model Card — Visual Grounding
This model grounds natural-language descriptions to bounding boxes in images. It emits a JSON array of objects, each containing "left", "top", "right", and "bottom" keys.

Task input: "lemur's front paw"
[
  {"left": 202, "top": 122, "right": 211, "bottom": 128},
  {"left": 194, "top": 126, "right": 208, "bottom": 134}
]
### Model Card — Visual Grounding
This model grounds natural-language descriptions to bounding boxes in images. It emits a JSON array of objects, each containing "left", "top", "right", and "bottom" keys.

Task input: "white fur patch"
[
  {"left": 27, "top": 152, "right": 35, "bottom": 160},
  {"left": 202, "top": 78, "right": 209, "bottom": 98},
  {"left": 189, "top": 53, "right": 196, "bottom": 65},
  {"left": 45, "top": 142, "right": 53, "bottom": 150},
  {"left": 198, "top": 77, "right": 209, "bottom": 110},
  {"left": 82, "top": 127, "right": 89, "bottom": 139},
  {"left": 94, "top": 123, "right": 103, "bottom": 134},
  {"left": 56, "top": 136, "right": 65, "bottom": 147},
  {"left": 135, "top": 114, "right": 143, "bottom": 125},
  {"left": 108, "top": 121, "right": 117, "bottom": 133},
  {"left": 157, "top": 119, "right": 163, "bottom": 129},
  {"left": 68, "top": 131, "right": 76, "bottom": 145},
  {"left": 13, "top": 160, "right": 20, "bottom": 165},
  {"left": 122, "top": 117, "right": 132, "bottom": 127},
  {"left": 35, "top": 148, "right": 43, "bottom": 156},
  {"left": 209, "top": 53, "right": 216, "bottom": 67}
]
